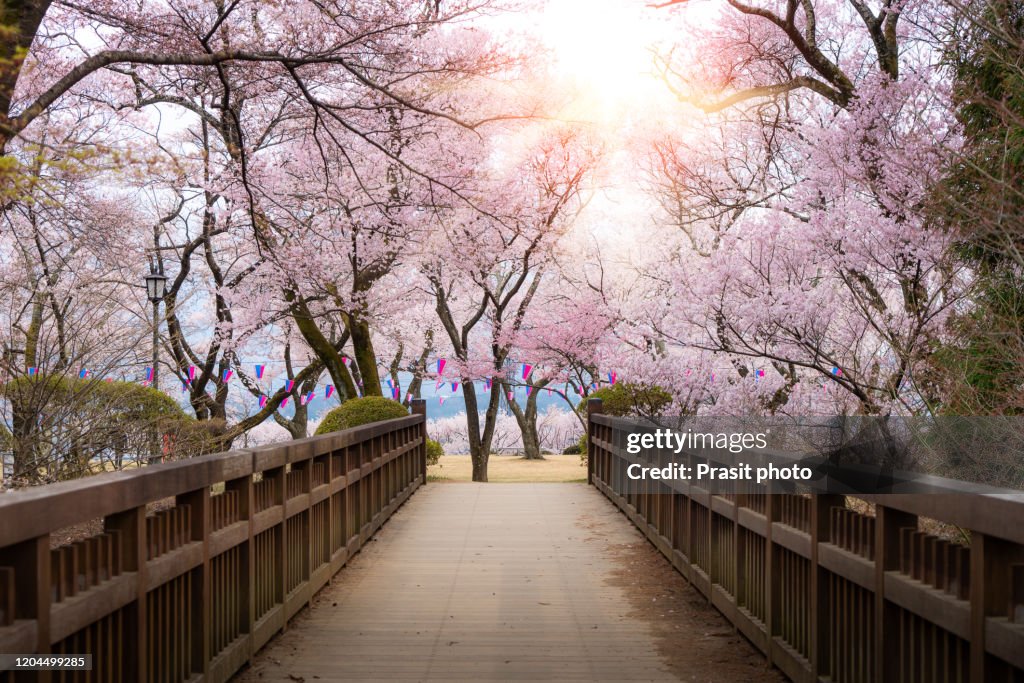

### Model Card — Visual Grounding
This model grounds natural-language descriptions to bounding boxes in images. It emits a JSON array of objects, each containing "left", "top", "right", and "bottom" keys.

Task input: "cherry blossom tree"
[
  {"left": 641, "top": 0, "right": 965, "bottom": 416},
  {"left": 422, "top": 127, "right": 597, "bottom": 479}
]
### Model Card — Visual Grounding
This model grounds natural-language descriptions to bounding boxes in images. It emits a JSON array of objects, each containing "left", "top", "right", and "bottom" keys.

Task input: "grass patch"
[{"left": 428, "top": 454, "right": 587, "bottom": 483}]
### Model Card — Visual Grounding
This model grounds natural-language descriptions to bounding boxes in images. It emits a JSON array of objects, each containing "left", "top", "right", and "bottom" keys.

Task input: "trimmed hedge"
[
  {"left": 315, "top": 396, "right": 409, "bottom": 435},
  {"left": 577, "top": 382, "right": 672, "bottom": 417}
]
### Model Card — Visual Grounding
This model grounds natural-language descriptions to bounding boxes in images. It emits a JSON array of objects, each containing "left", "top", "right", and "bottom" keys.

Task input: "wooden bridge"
[{"left": 0, "top": 400, "right": 1023, "bottom": 682}]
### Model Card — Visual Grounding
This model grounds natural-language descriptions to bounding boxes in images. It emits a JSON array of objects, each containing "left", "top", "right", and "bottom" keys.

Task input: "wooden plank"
[{"left": 236, "top": 483, "right": 782, "bottom": 683}]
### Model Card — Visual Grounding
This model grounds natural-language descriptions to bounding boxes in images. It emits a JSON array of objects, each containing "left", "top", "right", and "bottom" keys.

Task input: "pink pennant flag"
[
  {"left": 437, "top": 358, "right": 446, "bottom": 374},
  {"left": 259, "top": 395, "right": 268, "bottom": 409},
  {"left": 342, "top": 356, "right": 352, "bottom": 367},
  {"left": 222, "top": 368, "right": 233, "bottom": 382},
  {"left": 181, "top": 381, "right": 188, "bottom": 392},
  {"left": 27, "top": 366, "right": 37, "bottom": 376},
  {"left": 386, "top": 377, "right": 394, "bottom": 389},
  {"left": 607, "top": 371, "right": 617, "bottom": 385},
  {"left": 484, "top": 378, "right": 492, "bottom": 391},
  {"left": 451, "top": 382, "right": 459, "bottom": 393},
  {"left": 144, "top": 367, "right": 153, "bottom": 382},
  {"left": 590, "top": 382, "right": 597, "bottom": 391},
  {"left": 405, "top": 392, "right": 413, "bottom": 403},
  {"left": 507, "top": 390, "right": 514, "bottom": 401},
  {"left": 285, "top": 379, "right": 295, "bottom": 392},
  {"left": 255, "top": 364, "right": 265, "bottom": 379},
  {"left": 521, "top": 363, "right": 533, "bottom": 380},
  {"left": 755, "top": 368, "right": 765, "bottom": 380},
  {"left": 526, "top": 386, "right": 533, "bottom": 397},
  {"left": 710, "top": 372, "right": 715, "bottom": 383},
  {"left": 831, "top": 366, "right": 842, "bottom": 377},
  {"left": 78, "top": 368, "right": 89, "bottom": 379},
  {"left": 439, "top": 396, "right": 446, "bottom": 406},
  {"left": 188, "top": 366, "right": 197, "bottom": 382},
  {"left": 299, "top": 394, "right": 308, "bottom": 406},
  {"left": 281, "top": 396, "right": 289, "bottom": 408},
  {"left": 325, "top": 385, "right": 335, "bottom": 399}
]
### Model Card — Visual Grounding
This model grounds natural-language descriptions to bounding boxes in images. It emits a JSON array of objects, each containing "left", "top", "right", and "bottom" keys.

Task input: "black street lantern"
[
  {"left": 144, "top": 256, "right": 167, "bottom": 464},
  {"left": 144, "top": 259, "right": 168, "bottom": 303}
]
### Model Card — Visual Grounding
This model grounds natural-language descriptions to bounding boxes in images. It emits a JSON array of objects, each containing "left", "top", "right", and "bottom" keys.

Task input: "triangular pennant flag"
[
  {"left": 437, "top": 358, "right": 446, "bottom": 374},
  {"left": 78, "top": 369, "right": 89, "bottom": 379},
  {"left": 255, "top": 364, "right": 265, "bottom": 379},
  {"left": 484, "top": 378, "right": 492, "bottom": 391},
  {"left": 386, "top": 377, "right": 394, "bottom": 389},
  {"left": 285, "top": 379, "right": 295, "bottom": 392},
  {"left": 182, "top": 381, "right": 189, "bottom": 392},
  {"left": 405, "top": 392, "right": 413, "bottom": 403},
  {"left": 325, "top": 385, "right": 335, "bottom": 399},
  {"left": 281, "top": 396, "right": 289, "bottom": 408},
  {"left": 607, "top": 371, "right": 617, "bottom": 385},
  {"left": 831, "top": 366, "right": 842, "bottom": 377},
  {"left": 222, "top": 368, "right": 233, "bottom": 382},
  {"left": 144, "top": 367, "right": 153, "bottom": 382},
  {"left": 507, "top": 390, "right": 514, "bottom": 401},
  {"left": 526, "top": 386, "right": 533, "bottom": 397},
  {"left": 259, "top": 395, "right": 268, "bottom": 409},
  {"left": 451, "top": 382, "right": 459, "bottom": 393},
  {"left": 299, "top": 394, "right": 308, "bottom": 406},
  {"left": 439, "top": 396, "right": 446, "bottom": 406},
  {"left": 521, "top": 363, "right": 533, "bottom": 380},
  {"left": 188, "top": 366, "right": 197, "bottom": 382},
  {"left": 27, "top": 367, "right": 37, "bottom": 376},
  {"left": 342, "top": 356, "right": 352, "bottom": 367},
  {"left": 590, "top": 382, "right": 597, "bottom": 391}
]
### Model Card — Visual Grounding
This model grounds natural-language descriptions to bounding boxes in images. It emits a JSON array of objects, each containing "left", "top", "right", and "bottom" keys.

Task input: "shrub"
[
  {"left": 578, "top": 382, "right": 673, "bottom": 417},
  {"left": 426, "top": 438, "right": 444, "bottom": 466},
  {"left": 315, "top": 396, "right": 408, "bottom": 435},
  {"left": 562, "top": 441, "right": 582, "bottom": 455},
  {"left": 576, "top": 433, "right": 588, "bottom": 466}
]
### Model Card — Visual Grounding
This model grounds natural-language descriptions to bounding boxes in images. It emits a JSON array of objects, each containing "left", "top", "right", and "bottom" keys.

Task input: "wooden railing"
[
  {"left": 586, "top": 400, "right": 1024, "bottom": 683},
  {"left": 0, "top": 401, "right": 427, "bottom": 683}
]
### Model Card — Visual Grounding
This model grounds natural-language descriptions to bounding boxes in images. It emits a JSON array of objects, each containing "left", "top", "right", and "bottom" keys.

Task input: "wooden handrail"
[
  {"left": 0, "top": 403, "right": 428, "bottom": 683},
  {"left": 588, "top": 399, "right": 1024, "bottom": 682}
]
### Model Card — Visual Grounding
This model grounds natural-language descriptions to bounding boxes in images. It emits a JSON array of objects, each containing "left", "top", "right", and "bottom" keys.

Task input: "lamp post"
[{"left": 144, "top": 257, "right": 167, "bottom": 463}]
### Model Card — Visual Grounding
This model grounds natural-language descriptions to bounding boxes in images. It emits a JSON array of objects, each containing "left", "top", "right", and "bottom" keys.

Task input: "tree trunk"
[
  {"left": 348, "top": 316, "right": 381, "bottom": 396},
  {"left": 1, "top": 0, "right": 55, "bottom": 152},
  {"left": 462, "top": 381, "right": 488, "bottom": 481},
  {"left": 506, "top": 382, "right": 544, "bottom": 459}
]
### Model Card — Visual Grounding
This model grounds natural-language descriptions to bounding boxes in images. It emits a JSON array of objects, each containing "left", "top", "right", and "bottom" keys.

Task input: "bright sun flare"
[{"left": 536, "top": 0, "right": 677, "bottom": 121}]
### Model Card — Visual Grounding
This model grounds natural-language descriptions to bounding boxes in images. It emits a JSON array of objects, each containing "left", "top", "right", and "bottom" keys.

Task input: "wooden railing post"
[
  {"left": 412, "top": 399, "right": 427, "bottom": 485},
  {"left": 4, "top": 535, "right": 51, "bottom": 683},
  {"left": 875, "top": 503, "right": 916, "bottom": 682},
  {"left": 586, "top": 398, "right": 603, "bottom": 486},
  {"left": 178, "top": 485, "right": 210, "bottom": 677},
  {"left": 811, "top": 494, "right": 844, "bottom": 678},
  {"left": 105, "top": 506, "right": 146, "bottom": 682}
]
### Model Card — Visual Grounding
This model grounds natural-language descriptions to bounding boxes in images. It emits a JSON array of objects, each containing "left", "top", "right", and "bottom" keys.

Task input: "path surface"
[{"left": 234, "top": 483, "right": 780, "bottom": 682}]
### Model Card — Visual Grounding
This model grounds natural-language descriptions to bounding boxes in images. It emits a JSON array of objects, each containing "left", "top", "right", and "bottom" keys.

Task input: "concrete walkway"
[{"left": 234, "top": 483, "right": 778, "bottom": 682}]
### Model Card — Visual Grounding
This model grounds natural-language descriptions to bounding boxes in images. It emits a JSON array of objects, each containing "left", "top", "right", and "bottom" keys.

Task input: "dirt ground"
[
  {"left": 428, "top": 454, "right": 588, "bottom": 482},
  {"left": 577, "top": 509, "right": 786, "bottom": 683}
]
